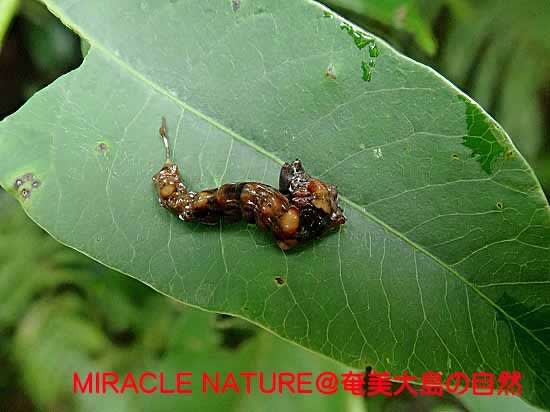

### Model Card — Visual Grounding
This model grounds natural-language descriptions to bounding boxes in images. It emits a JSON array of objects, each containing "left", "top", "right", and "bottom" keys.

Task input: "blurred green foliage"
[
  {"left": 1, "top": 0, "right": 549, "bottom": 411},
  {"left": 0, "top": 191, "right": 179, "bottom": 411}
]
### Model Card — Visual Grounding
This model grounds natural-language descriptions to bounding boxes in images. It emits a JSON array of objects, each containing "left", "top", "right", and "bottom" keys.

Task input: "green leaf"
[
  {"left": 0, "top": 0, "right": 19, "bottom": 49},
  {"left": 456, "top": 392, "right": 546, "bottom": 412},
  {"left": 0, "top": 0, "right": 549, "bottom": 409}
]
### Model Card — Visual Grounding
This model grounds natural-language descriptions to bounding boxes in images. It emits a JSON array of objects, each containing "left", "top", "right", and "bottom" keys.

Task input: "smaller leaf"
[{"left": 0, "top": 0, "right": 19, "bottom": 49}]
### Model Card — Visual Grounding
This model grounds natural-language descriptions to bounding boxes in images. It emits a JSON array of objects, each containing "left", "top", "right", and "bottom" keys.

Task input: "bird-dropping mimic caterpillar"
[{"left": 152, "top": 119, "right": 346, "bottom": 250}]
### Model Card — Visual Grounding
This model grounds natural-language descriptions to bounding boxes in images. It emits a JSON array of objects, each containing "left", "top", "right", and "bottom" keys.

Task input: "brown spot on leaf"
[
  {"left": 97, "top": 142, "right": 108, "bottom": 152},
  {"left": 20, "top": 188, "right": 31, "bottom": 199},
  {"left": 14, "top": 173, "right": 40, "bottom": 198},
  {"left": 274, "top": 276, "right": 285, "bottom": 286},
  {"left": 14, "top": 172, "right": 33, "bottom": 189},
  {"left": 325, "top": 64, "right": 336, "bottom": 80},
  {"left": 13, "top": 178, "right": 24, "bottom": 189}
]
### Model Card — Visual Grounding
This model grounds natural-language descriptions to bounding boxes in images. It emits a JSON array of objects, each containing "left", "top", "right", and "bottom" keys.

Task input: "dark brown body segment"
[
  {"left": 153, "top": 159, "right": 346, "bottom": 250},
  {"left": 152, "top": 123, "right": 345, "bottom": 249}
]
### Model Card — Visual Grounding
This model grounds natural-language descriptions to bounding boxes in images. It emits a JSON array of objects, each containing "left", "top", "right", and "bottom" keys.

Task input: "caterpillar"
[{"left": 152, "top": 119, "right": 346, "bottom": 250}]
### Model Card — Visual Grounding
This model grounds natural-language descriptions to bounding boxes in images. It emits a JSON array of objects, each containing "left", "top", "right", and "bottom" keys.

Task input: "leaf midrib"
[{"left": 39, "top": 0, "right": 550, "bottom": 354}]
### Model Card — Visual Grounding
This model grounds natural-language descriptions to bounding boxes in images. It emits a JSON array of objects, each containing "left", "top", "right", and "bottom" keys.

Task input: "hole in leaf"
[
  {"left": 20, "top": 188, "right": 31, "bottom": 199},
  {"left": 274, "top": 276, "right": 285, "bottom": 286},
  {"left": 325, "top": 64, "right": 336, "bottom": 80},
  {"left": 460, "top": 95, "right": 507, "bottom": 174},
  {"left": 361, "top": 61, "right": 372, "bottom": 82},
  {"left": 13, "top": 178, "right": 23, "bottom": 189},
  {"left": 13, "top": 172, "right": 34, "bottom": 189}
]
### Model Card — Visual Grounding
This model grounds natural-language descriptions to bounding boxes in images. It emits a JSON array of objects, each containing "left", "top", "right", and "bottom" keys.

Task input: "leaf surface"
[{"left": 0, "top": 0, "right": 549, "bottom": 408}]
